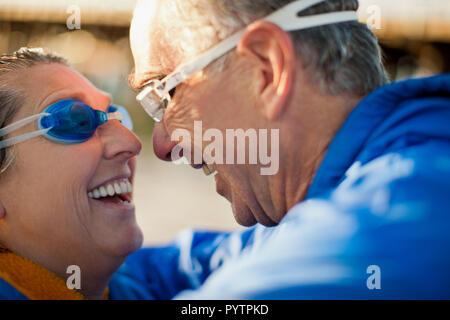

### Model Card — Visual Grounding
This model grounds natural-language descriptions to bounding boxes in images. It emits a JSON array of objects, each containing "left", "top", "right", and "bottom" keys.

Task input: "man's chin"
[
  {"left": 231, "top": 201, "right": 258, "bottom": 227},
  {"left": 216, "top": 173, "right": 277, "bottom": 227}
]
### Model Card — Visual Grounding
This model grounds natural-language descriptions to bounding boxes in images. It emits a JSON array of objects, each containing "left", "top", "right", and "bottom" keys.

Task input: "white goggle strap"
[
  {"left": 268, "top": 11, "right": 358, "bottom": 32},
  {"left": 0, "top": 113, "right": 49, "bottom": 137},
  {"left": 162, "top": 30, "right": 245, "bottom": 92},
  {"left": 0, "top": 128, "right": 51, "bottom": 149},
  {"left": 0, "top": 113, "right": 51, "bottom": 149},
  {"left": 264, "top": 0, "right": 330, "bottom": 29},
  {"left": 161, "top": 0, "right": 358, "bottom": 93},
  {"left": 107, "top": 111, "right": 123, "bottom": 122}
]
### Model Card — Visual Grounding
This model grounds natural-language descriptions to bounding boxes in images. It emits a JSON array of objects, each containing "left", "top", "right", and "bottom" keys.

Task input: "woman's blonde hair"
[{"left": 0, "top": 47, "right": 67, "bottom": 177}]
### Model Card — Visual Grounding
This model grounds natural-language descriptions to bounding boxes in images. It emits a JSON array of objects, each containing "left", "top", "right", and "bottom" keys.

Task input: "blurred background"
[{"left": 0, "top": 0, "right": 449, "bottom": 244}]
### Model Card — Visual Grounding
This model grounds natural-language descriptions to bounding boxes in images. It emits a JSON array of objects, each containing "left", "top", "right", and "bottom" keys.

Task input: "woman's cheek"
[
  {"left": 129, "top": 157, "right": 137, "bottom": 180},
  {"left": 51, "top": 146, "right": 100, "bottom": 208},
  {"left": 60, "top": 144, "right": 103, "bottom": 190}
]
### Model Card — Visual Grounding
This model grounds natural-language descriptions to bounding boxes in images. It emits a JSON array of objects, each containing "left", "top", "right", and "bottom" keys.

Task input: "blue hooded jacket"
[{"left": 108, "top": 74, "right": 450, "bottom": 300}]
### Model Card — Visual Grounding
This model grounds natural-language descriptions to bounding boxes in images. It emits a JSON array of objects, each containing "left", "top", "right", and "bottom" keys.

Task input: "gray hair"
[
  {"left": 157, "top": 0, "right": 388, "bottom": 96},
  {"left": 0, "top": 48, "right": 67, "bottom": 177}
]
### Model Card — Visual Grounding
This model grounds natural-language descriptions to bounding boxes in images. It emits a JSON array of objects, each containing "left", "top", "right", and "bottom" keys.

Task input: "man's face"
[{"left": 130, "top": 0, "right": 279, "bottom": 226}]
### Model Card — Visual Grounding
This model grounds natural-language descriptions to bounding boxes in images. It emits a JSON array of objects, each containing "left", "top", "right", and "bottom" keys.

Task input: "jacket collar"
[{"left": 306, "top": 74, "right": 450, "bottom": 198}]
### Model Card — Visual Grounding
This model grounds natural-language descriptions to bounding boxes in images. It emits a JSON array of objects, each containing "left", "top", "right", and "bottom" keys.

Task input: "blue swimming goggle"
[{"left": 0, "top": 99, "right": 133, "bottom": 149}]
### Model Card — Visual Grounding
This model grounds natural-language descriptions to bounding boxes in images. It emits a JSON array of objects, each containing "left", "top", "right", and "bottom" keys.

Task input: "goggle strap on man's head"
[
  {"left": 160, "top": 0, "right": 359, "bottom": 95},
  {"left": 264, "top": 0, "right": 356, "bottom": 31}
]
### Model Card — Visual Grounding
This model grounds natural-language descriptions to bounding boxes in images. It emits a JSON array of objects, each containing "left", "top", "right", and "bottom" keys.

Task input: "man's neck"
[{"left": 277, "top": 88, "right": 362, "bottom": 217}]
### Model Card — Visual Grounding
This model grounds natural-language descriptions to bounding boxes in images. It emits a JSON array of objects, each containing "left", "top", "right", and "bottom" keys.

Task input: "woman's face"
[{"left": 0, "top": 63, "right": 143, "bottom": 269}]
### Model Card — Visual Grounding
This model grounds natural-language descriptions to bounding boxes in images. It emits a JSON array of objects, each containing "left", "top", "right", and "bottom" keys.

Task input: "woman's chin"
[
  {"left": 98, "top": 224, "right": 144, "bottom": 258},
  {"left": 88, "top": 199, "right": 144, "bottom": 256},
  {"left": 117, "top": 226, "right": 144, "bottom": 257}
]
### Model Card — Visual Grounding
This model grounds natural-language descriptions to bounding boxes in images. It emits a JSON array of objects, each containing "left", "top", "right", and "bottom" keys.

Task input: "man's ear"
[{"left": 236, "top": 20, "right": 295, "bottom": 120}]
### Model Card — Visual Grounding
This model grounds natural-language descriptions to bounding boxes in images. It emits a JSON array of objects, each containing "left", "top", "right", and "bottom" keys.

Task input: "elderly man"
[{"left": 109, "top": 0, "right": 450, "bottom": 299}]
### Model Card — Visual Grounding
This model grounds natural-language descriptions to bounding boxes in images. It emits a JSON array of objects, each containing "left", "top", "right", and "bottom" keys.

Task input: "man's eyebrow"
[
  {"left": 128, "top": 70, "right": 166, "bottom": 91},
  {"left": 128, "top": 71, "right": 141, "bottom": 91}
]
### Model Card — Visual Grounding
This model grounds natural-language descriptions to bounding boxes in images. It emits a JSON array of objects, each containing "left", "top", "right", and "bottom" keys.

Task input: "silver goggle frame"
[
  {"left": 136, "top": 80, "right": 170, "bottom": 122},
  {"left": 136, "top": 0, "right": 359, "bottom": 122}
]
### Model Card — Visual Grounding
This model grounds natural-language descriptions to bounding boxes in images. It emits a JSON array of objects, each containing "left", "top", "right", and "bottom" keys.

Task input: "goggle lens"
[{"left": 39, "top": 99, "right": 132, "bottom": 144}]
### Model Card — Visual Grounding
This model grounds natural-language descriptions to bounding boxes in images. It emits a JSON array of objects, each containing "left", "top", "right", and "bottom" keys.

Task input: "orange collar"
[{"left": 0, "top": 251, "right": 108, "bottom": 300}]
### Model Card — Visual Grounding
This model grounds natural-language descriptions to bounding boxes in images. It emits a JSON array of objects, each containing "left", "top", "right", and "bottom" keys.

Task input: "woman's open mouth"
[{"left": 87, "top": 178, "right": 133, "bottom": 206}]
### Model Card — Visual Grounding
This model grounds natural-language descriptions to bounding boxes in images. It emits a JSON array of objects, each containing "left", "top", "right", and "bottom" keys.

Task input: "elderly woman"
[{"left": 0, "top": 48, "right": 143, "bottom": 299}]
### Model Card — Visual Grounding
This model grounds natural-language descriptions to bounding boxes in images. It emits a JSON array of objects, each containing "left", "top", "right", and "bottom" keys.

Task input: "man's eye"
[{"left": 169, "top": 87, "right": 176, "bottom": 98}]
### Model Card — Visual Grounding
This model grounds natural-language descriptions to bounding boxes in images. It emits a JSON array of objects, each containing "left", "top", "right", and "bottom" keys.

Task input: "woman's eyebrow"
[
  {"left": 36, "top": 91, "right": 110, "bottom": 114},
  {"left": 34, "top": 90, "right": 87, "bottom": 113}
]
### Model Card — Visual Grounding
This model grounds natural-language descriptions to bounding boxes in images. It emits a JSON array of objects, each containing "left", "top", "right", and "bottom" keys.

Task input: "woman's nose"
[
  {"left": 152, "top": 122, "right": 178, "bottom": 162},
  {"left": 101, "top": 121, "right": 142, "bottom": 160}
]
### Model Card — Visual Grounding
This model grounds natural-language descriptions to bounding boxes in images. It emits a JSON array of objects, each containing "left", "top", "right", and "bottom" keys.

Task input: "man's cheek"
[
  {"left": 165, "top": 100, "right": 199, "bottom": 128},
  {"left": 164, "top": 102, "right": 198, "bottom": 134}
]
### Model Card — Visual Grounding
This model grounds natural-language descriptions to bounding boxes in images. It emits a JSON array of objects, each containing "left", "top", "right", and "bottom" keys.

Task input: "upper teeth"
[
  {"left": 202, "top": 164, "right": 216, "bottom": 176},
  {"left": 88, "top": 179, "right": 132, "bottom": 199}
]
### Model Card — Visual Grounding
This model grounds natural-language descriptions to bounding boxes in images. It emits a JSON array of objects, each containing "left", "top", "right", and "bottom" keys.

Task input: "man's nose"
[{"left": 153, "top": 122, "right": 178, "bottom": 161}]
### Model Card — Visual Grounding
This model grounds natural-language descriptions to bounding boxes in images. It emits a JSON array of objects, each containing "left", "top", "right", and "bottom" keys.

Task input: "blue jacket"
[{"left": 109, "top": 74, "right": 450, "bottom": 299}]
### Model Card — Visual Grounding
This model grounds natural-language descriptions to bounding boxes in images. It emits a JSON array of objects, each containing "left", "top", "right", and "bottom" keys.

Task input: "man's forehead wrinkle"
[
  {"left": 133, "top": 0, "right": 207, "bottom": 87},
  {"left": 153, "top": 0, "right": 239, "bottom": 65},
  {"left": 150, "top": 25, "right": 182, "bottom": 73},
  {"left": 131, "top": 0, "right": 166, "bottom": 66},
  {"left": 155, "top": 0, "right": 199, "bottom": 62}
]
